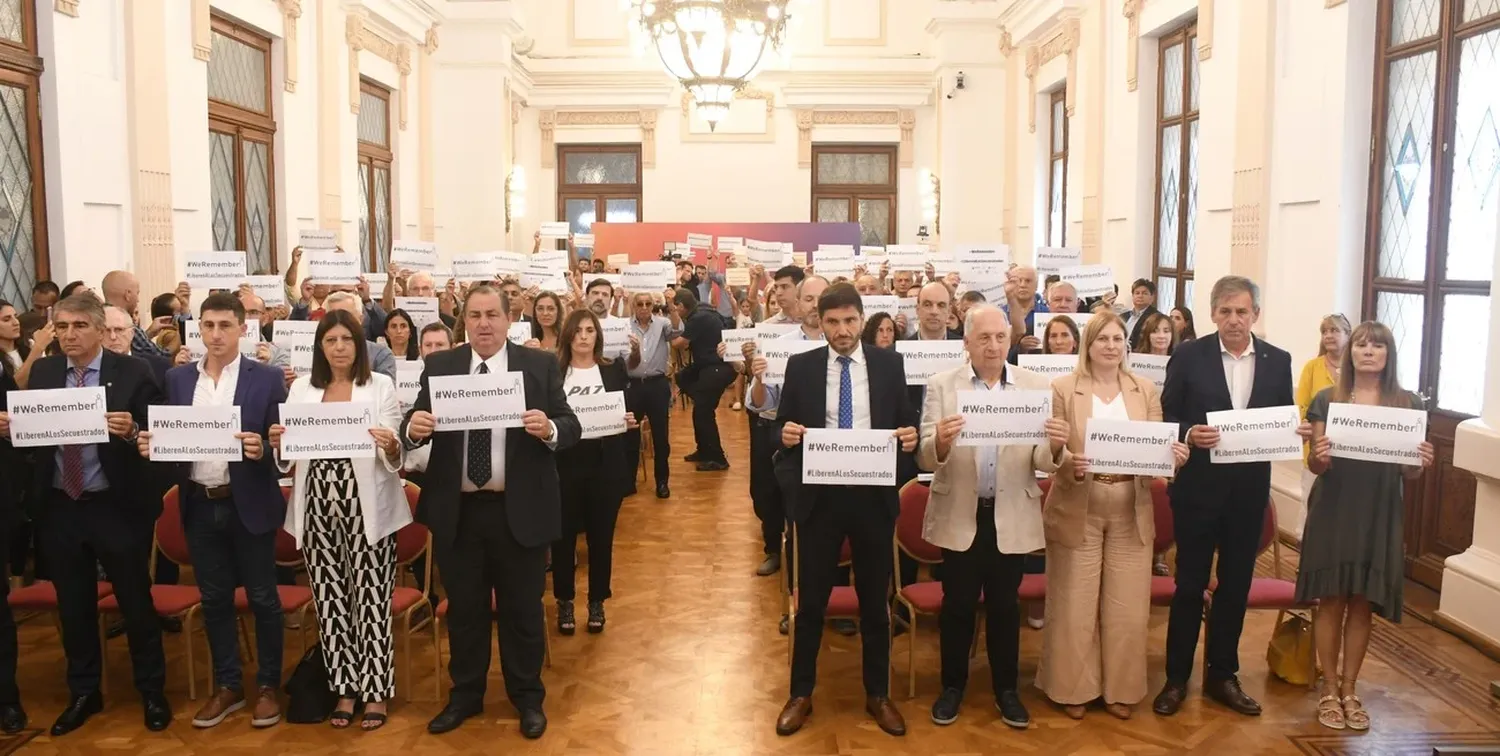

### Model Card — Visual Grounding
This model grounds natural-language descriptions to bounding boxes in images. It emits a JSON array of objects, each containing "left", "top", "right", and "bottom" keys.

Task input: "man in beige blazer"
[{"left": 916, "top": 305, "right": 1070, "bottom": 729}]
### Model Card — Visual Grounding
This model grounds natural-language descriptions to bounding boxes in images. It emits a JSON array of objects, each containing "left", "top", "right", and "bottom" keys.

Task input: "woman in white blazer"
[{"left": 270, "top": 309, "right": 409, "bottom": 731}]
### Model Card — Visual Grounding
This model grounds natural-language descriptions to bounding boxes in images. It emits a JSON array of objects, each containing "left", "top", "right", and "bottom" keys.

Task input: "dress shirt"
[
  {"left": 745, "top": 328, "right": 821, "bottom": 419},
  {"left": 1123, "top": 308, "right": 1149, "bottom": 337},
  {"left": 53, "top": 349, "right": 107, "bottom": 493},
  {"left": 967, "top": 368, "right": 1014, "bottom": 498},
  {"left": 1000, "top": 293, "right": 1050, "bottom": 332},
  {"left": 823, "top": 343, "right": 871, "bottom": 430},
  {"left": 627, "top": 315, "right": 679, "bottom": 378},
  {"left": 132, "top": 324, "right": 170, "bottom": 359},
  {"left": 1092, "top": 392, "right": 1130, "bottom": 421},
  {"left": 190, "top": 355, "right": 241, "bottom": 486},
  {"left": 459, "top": 348, "right": 559, "bottom": 493},
  {"left": 1220, "top": 339, "right": 1256, "bottom": 411}
]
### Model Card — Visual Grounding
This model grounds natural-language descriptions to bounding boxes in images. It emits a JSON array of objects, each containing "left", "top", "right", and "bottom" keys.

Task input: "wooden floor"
[{"left": 7, "top": 403, "right": 1500, "bottom": 755}]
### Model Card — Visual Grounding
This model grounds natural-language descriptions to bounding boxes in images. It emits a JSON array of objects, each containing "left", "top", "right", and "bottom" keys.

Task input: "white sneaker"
[{"left": 1026, "top": 616, "right": 1044, "bottom": 630}]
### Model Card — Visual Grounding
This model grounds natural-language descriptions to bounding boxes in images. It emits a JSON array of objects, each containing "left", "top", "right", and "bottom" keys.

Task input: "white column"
[
  {"left": 1437, "top": 208, "right": 1500, "bottom": 649},
  {"left": 926, "top": 13, "right": 1005, "bottom": 246}
]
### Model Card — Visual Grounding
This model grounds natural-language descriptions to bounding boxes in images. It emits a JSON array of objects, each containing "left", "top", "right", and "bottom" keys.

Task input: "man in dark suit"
[
  {"left": 1153, "top": 275, "right": 1310, "bottom": 718},
  {"left": 771, "top": 282, "right": 918, "bottom": 738},
  {"left": 1124, "top": 278, "right": 1161, "bottom": 346},
  {"left": 402, "top": 283, "right": 581, "bottom": 739},
  {"left": 0, "top": 293, "right": 170, "bottom": 735},
  {"left": 137, "top": 292, "right": 288, "bottom": 729},
  {"left": 103, "top": 305, "right": 171, "bottom": 389}
]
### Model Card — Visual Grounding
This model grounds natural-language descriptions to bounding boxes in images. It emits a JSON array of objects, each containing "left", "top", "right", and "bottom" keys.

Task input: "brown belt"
[
  {"left": 1092, "top": 474, "right": 1135, "bottom": 484},
  {"left": 191, "top": 483, "right": 232, "bottom": 500}
]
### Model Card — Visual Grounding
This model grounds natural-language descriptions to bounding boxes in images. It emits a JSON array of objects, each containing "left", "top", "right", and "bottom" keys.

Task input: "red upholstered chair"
[
  {"left": 10, "top": 580, "right": 114, "bottom": 673},
  {"left": 893, "top": 479, "right": 945, "bottom": 698},
  {"left": 1148, "top": 479, "right": 1183, "bottom": 606},
  {"left": 1204, "top": 502, "right": 1315, "bottom": 685},
  {"left": 234, "top": 528, "right": 316, "bottom": 665},
  {"left": 98, "top": 486, "right": 205, "bottom": 698},
  {"left": 1016, "top": 476, "right": 1051, "bottom": 605},
  {"left": 785, "top": 527, "right": 873, "bottom": 678},
  {"left": 392, "top": 482, "right": 437, "bottom": 700},
  {"left": 432, "top": 592, "right": 552, "bottom": 701}
]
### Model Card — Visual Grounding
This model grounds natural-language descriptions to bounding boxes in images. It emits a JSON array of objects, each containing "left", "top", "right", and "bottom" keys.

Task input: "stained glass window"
[
  {"left": 1446, "top": 29, "right": 1499, "bottom": 281},
  {"left": 556, "top": 146, "right": 644, "bottom": 244},
  {"left": 562, "top": 151, "right": 638, "bottom": 186},
  {"left": 0, "top": 83, "right": 38, "bottom": 306},
  {"left": 242, "top": 140, "right": 271, "bottom": 275},
  {"left": 811, "top": 145, "right": 898, "bottom": 245},
  {"left": 1047, "top": 91, "right": 1069, "bottom": 246},
  {"left": 374, "top": 166, "right": 391, "bottom": 272},
  {"left": 1152, "top": 26, "right": 1199, "bottom": 316},
  {"left": 358, "top": 89, "right": 389, "bottom": 147},
  {"left": 815, "top": 153, "right": 891, "bottom": 186},
  {"left": 208, "top": 30, "right": 268, "bottom": 114},
  {"left": 209, "top": 131, "right": 238, "bottom": 252},
  {"left": 208, "top": 16, "right": 276, "bottom": 272},
  {"left": 357, "top": 82, "right": 393, "bottom": 272},
  {"left": 0, "top": 0, "right": 23, "bottom": 45}
]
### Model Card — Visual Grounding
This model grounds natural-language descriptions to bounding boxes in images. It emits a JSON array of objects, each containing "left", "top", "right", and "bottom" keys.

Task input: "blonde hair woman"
[
  {"left": 1296, "top": 315, "right": 1352, "bottom": 453},
  {"left": 1037, "top": 313, "right": 1188, "bottom": 720}
]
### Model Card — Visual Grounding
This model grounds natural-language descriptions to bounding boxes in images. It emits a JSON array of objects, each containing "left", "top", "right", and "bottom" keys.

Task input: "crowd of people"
[{"left": 0, "top": 240, "right": 1430, "bottom": 743}]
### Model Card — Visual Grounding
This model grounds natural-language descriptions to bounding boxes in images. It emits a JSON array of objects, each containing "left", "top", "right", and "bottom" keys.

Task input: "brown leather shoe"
[
  {"left": 865, "top": 696, "right": 906, "bottom": 736},
  {"left": 1204, "top": 677, "right": 1262, "bottom": 716},
  {"left": 191, "top": 687, "right": 246, "bottom": 729},
  {"left": 1152, "top": 681, "right": 1187, "bottom": 716},
  {"left": 775, "top": 697, "right": 813, "bottom": 736},
  {"left": 250, "top": 686, "right": 281, "bottom": 728}
]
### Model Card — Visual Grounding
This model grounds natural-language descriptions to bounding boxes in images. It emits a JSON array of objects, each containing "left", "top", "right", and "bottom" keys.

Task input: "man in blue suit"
[{"left": 136, "top": 292, "right": 288, "bottom": 730}]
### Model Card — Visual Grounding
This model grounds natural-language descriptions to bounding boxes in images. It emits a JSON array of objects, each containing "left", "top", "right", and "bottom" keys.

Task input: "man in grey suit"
[{"left": 324, "top": 292, "right": 397, "bottom": 381}]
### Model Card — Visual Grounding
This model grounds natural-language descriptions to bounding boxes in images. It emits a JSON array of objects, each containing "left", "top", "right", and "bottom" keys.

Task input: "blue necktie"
[{"left": 837, "top": 355, "right": 853, "bottom": 429}]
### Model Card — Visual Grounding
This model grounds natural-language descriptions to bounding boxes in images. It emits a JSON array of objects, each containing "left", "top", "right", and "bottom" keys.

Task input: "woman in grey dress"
[{"left": 1297, "top": 321, "right": 1433, "bottom": 732}]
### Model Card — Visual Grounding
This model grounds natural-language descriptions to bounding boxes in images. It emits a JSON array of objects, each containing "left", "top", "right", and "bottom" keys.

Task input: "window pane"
[
  {"left": 1391, "top": 0, "right": 1442, "bottom": 46},
  {"left": 816, "top": 152, "right": 892, "bottom": 185},
  {"left": 856, "top": 199, "right": 891, "bottom": 247},
  {"left": 1378, "top": 52, "right": 1437, "bottom": 281},
  {"left": 208, "top": 30, "right": 268, "bottom": 113},
  {"left": 1051, "top": 98, "right": 1065, "bottom": 153},
  {"left": 1157, "top": 275, "right": 1177, "bottom": 314},
  {"left": 562, "top": 151, "right": 638, "bottom": 185},
  {"left": 1447, "top": 28, "right": 1500, "bottom": 281},
  {"left": 1157, "top": 124, "right": 1182, "bottom": 269},
  {"left": 565, "top": 198, "right": 596, "bottom": 235},
  {"left": 0, "top": 82, "right": 36, "bottom": 306},
  {"left": 0, "top": 0, "right": 22, "bottom": 44},
  {"left": 1438, "top": 294, "right": 1490, "bottom": 414},
  {"left": 817, "top": 198, "right": 849, "bottom": 223},
  {"left": 358, "top": 90, "right": 388, "bottom": 146},
  {"left": 1376, "top": 291, "right": 1426, "bottom": 393},
  {"left": 1183, "top": 278, "right": 1196, "bottom": 312},
  {"left": 357, "top": 162, "right": 370, "bottom": 269},
  {"left": 242, "top": 140, "right": 271, "bottom": 275},
  {"left": 1189, "top": 37, "right": 1200, "bottom": 112},
  {"left": 605, "top": 198, "right": 639, "bottom": 223},
  {"left": 209, "top": 131, "right": 238, "bottom": 253},
  {"left": 1048, "top": 158, "right": 1065, "bottom": 246},
  {"left": 1466, "top": 0, "right": 1500, "bottom": 23},
  {"left": 1186, "top": 119, "right": 1199, "bottom": 270},
  {"left": 1162, "top": 43, "right": 1184, "bottom": 118},
  {"left": 375, "top": 166, "right": 391, "bottom": 272}
]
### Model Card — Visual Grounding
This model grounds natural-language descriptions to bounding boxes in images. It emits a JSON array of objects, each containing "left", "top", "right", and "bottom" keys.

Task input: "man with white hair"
[
  {"left": 102, "top": 305, "right": 171, "bottom": 389},
  {"left": 384, "top": 271, "right": 457, "bottom": 328},
  {"left": 1044, "top": 281, "right": 1079, "bottom": 314},
  {"left": 323, "top": 292, "right": 397, "bottom": 381}
]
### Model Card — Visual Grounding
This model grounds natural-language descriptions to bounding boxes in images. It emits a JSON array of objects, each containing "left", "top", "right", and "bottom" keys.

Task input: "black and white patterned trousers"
[{"left": 303, "top": 459, "right": 397, "bottom": 702}]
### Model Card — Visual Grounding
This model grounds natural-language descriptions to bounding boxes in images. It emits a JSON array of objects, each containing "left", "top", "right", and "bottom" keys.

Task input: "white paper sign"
[
  {"left": 395, "top": 297, "right": 440, "bottom": 330},
  {"left": 272, "top": 320, "right": 319, "bottom": 375},
  {"left": 247, "top": 274, "right": 287, "bottom": 308},
  {"left": 148, "top": 405, "right": 242, "bottom": 462},
  {"left": 523, "top": 264, "right": 569, "bottom": 293},
  {"left": 954, "top": 245, "right": 1012, "bottom": 280},
  {"left": 364, "top": 272, "right": 389, "bottom": 290},
  {"left": 956, "top": 389, "right": 1052, "bottom": 446},
  {"left": 395, "top": 360, "right": 424, "bottom": 411},
  {"left": 304, "top": 250, "right": 361, "bottom": 284},
  {"left": 1059, "top": 264, "right": 1116, "bottom": 298},
  {"left": 718, "top": 237, "right": 745, "bottom": 252},
  {"left": 185, "top": 251, "right": 248, "bottom": 289},
  {"left": 792, "top": 252, "right": 809, "bottom": 267},
  {"left": 623, "top": 262, "right": 674, "bottom": 292},
  {"left": 389, "top": 241, "right": 438, "bottom": 272},
  {"left": 1034, "top": 312, "right": 1094, "bottom": 334},
  {"left": 540, "top": 222, "right": 571, "bottom": 239},
  {"left": 895, "top": 340, "right": 968, "bottom": 386},
  {"left": 495, "top": 251, "right": 525, "bottom": 279},
  {"left": 761, "top": 338, "right": 824, "bottom": 383},
  {"left": 453, "top": 253, "right": 499, "bottom": 282},
  {"left": 278, "top": 402, "right": 377, "bottom": 460},
  {"left": 6, "top": 387, "right": 109, "bottom": 447},
  {"left": 1207, "top": 405, "right": 1304, "bottom": 464},
  {"left": 1323, "top": 403, "right": 1427, "bottom": 465},
  {"left": 570, "top": 390, "right": 628, "bottom": 439},
  {"left": 1083, "top": 417, "right": 1178, "bottom": 476},
  {"left": 1128, "top": 352, "right": 1170, "bottom": 387},
  {"left": 601, "top": 317, "right": 631, "bottom": 355},
  {"left": 725, "top": 267, "right": 751, "bottom": 287},
  {"left": 508, "top": 322, "right": 533, "bottom": 345},
  {"left": 861, "top": 295, "right": 900, "bottom": 320},
  {"left": 299, "top": 229, "right": 337, "bottom": 250},
  {"left": 721, "top": 329, "right": 758, "bottom": 357},
  {"left": 183, "top": 320, "right": 257, "bottom": 360},
  {"left": 753, "top": 322, "right": 805, "bottom": 351},
  {"left": 816, "top": 260, "right": 856, "bottom": 281},
  {"left": 573, "top": 233, "right": 595, "bottom": 250},
  {"left": 1035, "top": 247, "right": 1083, "bottom": 276},
  {"left": 885, "top": 244, "right": 928, "bottom": 272},
  {"left": 684, "top": 233, "right": 713, "bottom": 251},
  {"left": 429, "top": 372, "right": 526, "bottom": 431},
  {"left": 899, "top": 297, "right": 919, "bottom": 335},
  {"left": 607, "top": 253, "right": 631, "bottom": 269},
  {"left": 959, "top": 278, "right": 1008, "bottom": 304},
  {"left": 745, "top": 240, "right": 787, "bottom": 267},
  {"left": 1017, "top": 353, "right": 1078, "bottom": 378},
  {"left": 801, "top": 428, "right": 897, "bottom": 486},
  {"left": 531, "top": 250, "right": 570, "bottom": 269}
]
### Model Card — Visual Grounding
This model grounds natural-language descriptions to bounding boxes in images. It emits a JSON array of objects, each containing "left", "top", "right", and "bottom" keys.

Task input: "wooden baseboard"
[{"left": 1434, "top": 609, "right": 1500, "bottom": 664}]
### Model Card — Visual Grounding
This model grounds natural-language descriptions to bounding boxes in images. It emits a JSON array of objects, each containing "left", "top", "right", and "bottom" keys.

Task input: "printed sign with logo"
[
  {"left": 278, "top": 402, "right": 377, "bottom": 460},
  {"left": 6, "top": 387, "right": 109, "bottom": 447}
]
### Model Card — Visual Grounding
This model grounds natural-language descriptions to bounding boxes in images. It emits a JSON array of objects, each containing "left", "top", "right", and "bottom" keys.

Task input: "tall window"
[
  {"left": 0, "top": 0, "right": 47, "bottom": 307},
  {"left": 1047, "top": 89, "right": 1069, "bottom": 246},
  {"left": 812, "top": 144, "right": 898, "bottom": 247},
  {"left": 556, "top": 144, "right": 643, "bottom": 242},
  {"left": 357, "top": 80, "right": 393, "bottom": 272},
  {"left": 1367, "top": 0, "right": 1496, "bottom": 417},
  {"left": 208, "top": 15, "right": 276, "bottom": 275},
  {"left": 1151, "top": 25, "right": 1200, "bottom": 314}
]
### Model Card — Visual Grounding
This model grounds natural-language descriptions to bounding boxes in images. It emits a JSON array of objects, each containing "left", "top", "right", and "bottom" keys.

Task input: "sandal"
[
  {"left": 557, "top": 600, "right": 576, "bottom": 636},
  {"left": 1316, "top": 695, "right": 1345, "bottom": 730},
  {"left": 329, "top": 710, "right": 355, "bottom": 729},
  {"left": 1105, "top": 703, "right": 1132, "bottom": 720},
  {"left": 1341, "top": 695, "right": 1369, "bottom": 731},
  {"left": 361, "top": 711, "right": 388, "bottom": 731},
  {"left": 587, "top": 601, "right": 606, "bottom": 634},
  {"left": 1062, "top": 704, "right": 1086, "bottom": 720}
]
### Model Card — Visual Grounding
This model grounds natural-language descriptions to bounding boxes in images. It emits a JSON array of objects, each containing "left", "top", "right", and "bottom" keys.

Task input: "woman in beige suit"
[{"left": 1037, "top": 313, "right": 1188, "bottom": 720}]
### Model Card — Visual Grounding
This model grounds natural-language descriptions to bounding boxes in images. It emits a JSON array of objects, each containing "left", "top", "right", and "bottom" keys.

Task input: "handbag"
[
  {"left": 1266, "top": 611, "right": 1316, "bottom": 685},
  {"left": 284, "top": 642, "right": 337, "bottom": 724}
]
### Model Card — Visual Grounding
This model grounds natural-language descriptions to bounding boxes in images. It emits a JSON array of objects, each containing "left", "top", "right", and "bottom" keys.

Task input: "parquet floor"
[{"left": 8, "top": 404, "right": 1500, "bottom": 754}]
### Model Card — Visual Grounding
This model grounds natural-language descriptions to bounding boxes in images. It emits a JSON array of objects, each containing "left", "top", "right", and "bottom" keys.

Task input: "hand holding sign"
[{"left": 522, "top": 409, "right": 553, "bottom": 440}]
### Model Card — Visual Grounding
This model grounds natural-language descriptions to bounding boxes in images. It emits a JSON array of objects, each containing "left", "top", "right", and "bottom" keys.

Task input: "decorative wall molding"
[
  {"left": 539, "top": 109, "right": 659, "bottom": 169},
  {"left": 348, "top": 10, "right": 408, "bottom": 116},
  {"left": 1230, "top": 167, "right": 1263, "bottom": 257},
  {"left": 824, "top": 0, "right": 888, "bottom": 46},
  {"left": 55, "top": 0, "right": 78, "bottom": 17},
  {"left": 898, "top": 109, "right": 915, "bottom": 168},
  {"left": 1198, "top": 0, "right": 1215, "bottom": 60},
  {"left": 397, "top": 45, "right": 412, "bottom": 130},
  {"left": 423, "top": 25, "right": 439, "bottom": 55},
  {"left": 278, "top": 0, "right": 301, "bottom": 93},
  {"left": 679, "top": 88, "right": 776, "bottom": 143},
  {"left": 1081, "top": 194, "right": 1101, "bottom": 261},
  {"left": 192, "top": 0, "right": 211, "bottom": 62},
  {"left": 1325, "top": 0, "right": 1347, "bottom": 6},
  {"left": 1123, "top": 0, "right": 1141, "bottom": 92},
  {"left": 793, "top": 109, "right": 910, "bottom": 167},
  {"left": 1025, "top": 16, "right": 1080, "bottom": 133},
  {"left": 347, "top": 12, "right": 365, "bottom": 113},
  {"left": 999, "top": 27, "right": 1014, "bottom": 57}
]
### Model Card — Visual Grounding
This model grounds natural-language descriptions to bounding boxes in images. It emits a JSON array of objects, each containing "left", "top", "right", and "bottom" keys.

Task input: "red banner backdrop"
[{"left": 589, "top": 222, "right": 862, "bottom": 263}]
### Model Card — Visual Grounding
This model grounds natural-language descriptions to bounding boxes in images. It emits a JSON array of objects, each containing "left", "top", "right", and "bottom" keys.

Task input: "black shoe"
[
  {"left": 1204, "top": 677, "right": 1262, "bottom": 716},
  {"left": 996, "top": 690, "right": 1030, "bottom": 729},
  {"left": 428, "top": 701, "right": 482, "bottom": 734},
  {"left": 683, "top": 451, "right": 702, "bottom": 462},
  {"left": 160, "top": 616, "right": 182, "bottom": 634},
  {"left": 831, "top": 618, "right": 858, "bottom": 636},
  {"left": 519, "top": 708, "right": 547, "bottom": 739},
  {"left": 1152, "top": 681, "right": 1187, "bottom": 716},
  {"left": 143, "top": 692, "right": 172, "bottom": 731},
  {"left": 656, "top": 483, "right": 670, "bottom": 499},
  {"left": 50, "top": 692, "right": 103, "bottom": 736},
  {"left": 778, "top": 614, "right": 789, "bottom": 635},
  {"left": 756, "top": 553, "right": 781, "bottom": 577},
  {"left": 930, "top": 687, "right": 962, "bottom": 726},
  {"left": 0, "top": 702, "right": 26, "bottom": 734},
  {"left": 695, "top": 460, "right": 729, "bottom": 472}
]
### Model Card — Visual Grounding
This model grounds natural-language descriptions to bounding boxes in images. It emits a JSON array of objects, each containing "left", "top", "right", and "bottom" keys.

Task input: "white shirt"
[
  {"left": 564, "top": 364, "right": 605, "bottom": 401},
  {"left": 824, "top": 343, "right": 872, "bottom": 430},
  {"left": 462, "top": 348, "right": 510, "bottom": 493},
  {"left": 1220, "top": 339, "right": 1256, "bottom": 411},
  {"left": 968, "top": 368, "right": 1013, "bottom": 498},
  {"left": 190, "top": 355, "right": 241, "bottom": 486},
  {"left": 1092, "top": 392, "right": 1131, "bottom": 421}
]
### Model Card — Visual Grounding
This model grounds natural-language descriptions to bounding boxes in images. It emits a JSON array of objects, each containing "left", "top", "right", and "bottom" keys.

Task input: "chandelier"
[{"left": 631, "top": 1, "right": 791, "bottom": 130}]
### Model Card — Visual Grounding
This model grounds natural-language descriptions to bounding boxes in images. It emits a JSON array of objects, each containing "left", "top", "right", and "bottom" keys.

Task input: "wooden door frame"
[
  {"left": 1047, "top": 88, "right": 1069, "bottom": 247},
  {"left": 809, "top": 143, "right": 899, "bottom": 244}
]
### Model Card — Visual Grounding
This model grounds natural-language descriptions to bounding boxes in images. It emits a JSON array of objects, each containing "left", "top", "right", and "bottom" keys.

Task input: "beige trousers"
[{"left": 1036, "top": 481, "right": 1152, "bottom": 706}]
